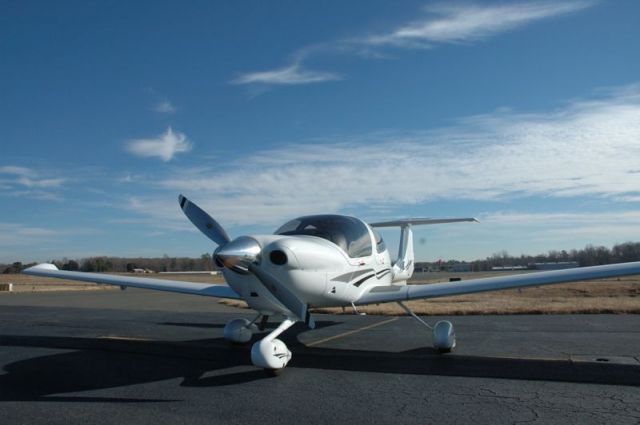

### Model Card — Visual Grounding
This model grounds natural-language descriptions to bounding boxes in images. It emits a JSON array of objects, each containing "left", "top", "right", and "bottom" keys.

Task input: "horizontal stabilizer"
[{"left": 369, "top": 218, "right": 479, "bottom": 227}]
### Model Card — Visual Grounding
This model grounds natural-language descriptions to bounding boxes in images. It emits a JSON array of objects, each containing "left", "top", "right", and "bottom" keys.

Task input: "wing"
[
  {"left": 356, "top": 261, "right": 640, "bottom": 305},
  {"left": 23, "top": 263, "right": 241, "bottom": 299}
]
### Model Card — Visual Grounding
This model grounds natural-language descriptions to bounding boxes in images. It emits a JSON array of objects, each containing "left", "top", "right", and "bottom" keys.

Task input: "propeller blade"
[
  {"left": 247, "top": 263, "right": 316, "bottom": 329},
  {"left": 179, "top": 194, "right": 230, "bottom": 247}
]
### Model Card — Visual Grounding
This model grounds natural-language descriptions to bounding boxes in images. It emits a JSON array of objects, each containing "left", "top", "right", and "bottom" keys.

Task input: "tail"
[{"left": 370, "top": 218, "right": 478, "bottom": 283}]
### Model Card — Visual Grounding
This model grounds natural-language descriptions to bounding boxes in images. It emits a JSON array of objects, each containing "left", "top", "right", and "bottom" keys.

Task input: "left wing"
[
  {"left": 356, "top": 261, "right": 640, "bottom": 305},
  {"left": 23, "top": 263, "right": 241, "bottom": 299}
]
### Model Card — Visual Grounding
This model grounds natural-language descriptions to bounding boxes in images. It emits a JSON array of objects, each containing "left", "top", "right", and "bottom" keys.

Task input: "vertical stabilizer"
[{"left": 392, "top": 224, "right": 414, "bottom": 283}]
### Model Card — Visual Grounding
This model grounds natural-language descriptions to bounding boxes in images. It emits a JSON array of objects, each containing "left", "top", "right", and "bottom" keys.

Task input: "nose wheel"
[
  {"left": 223, "top": 315, "right": 297, "bottom": 372},
  {"left": 250, "top": 318, "right": 296, "bottom": 371}
]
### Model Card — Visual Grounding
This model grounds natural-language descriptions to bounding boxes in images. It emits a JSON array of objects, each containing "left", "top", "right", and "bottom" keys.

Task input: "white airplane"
[{"left": 24, "top": 195, "right": 640, "bottom": 373}]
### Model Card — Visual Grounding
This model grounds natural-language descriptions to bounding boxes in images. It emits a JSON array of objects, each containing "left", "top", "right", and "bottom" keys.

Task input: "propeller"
[
  {"left": 179, "top": 194, "right": 230, "bottom": 247},
  {"left": 178, "top": 194, "right": 315, "bottom": 329}
]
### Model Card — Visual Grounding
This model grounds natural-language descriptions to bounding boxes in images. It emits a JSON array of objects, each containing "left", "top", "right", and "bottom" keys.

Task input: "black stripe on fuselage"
[
  {"left": 375, "top": 270, "right": 391, "bottom": 280},
  {"left": 332, "top": 269, "right": 374, "bottom": 283},
  {"left": 375, "top": 268, "right": 391, "bottom": 277},
  {"left": 353, "top": 273, "right": 376, "bottom": 287}
]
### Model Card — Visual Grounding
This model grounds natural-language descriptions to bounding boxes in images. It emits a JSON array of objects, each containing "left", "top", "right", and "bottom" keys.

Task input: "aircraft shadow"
[
  {"left": 291, "top": 346, "right": 640, "bottom": 387},
  {"left": 1, "top": 328, "right": 638, "bottom": 402},
  {"left": 158, "top": 320, "right": 338, "bottom": 331},
  {"left": 159, "top": 322, "right": 227, "bottom": 329}
]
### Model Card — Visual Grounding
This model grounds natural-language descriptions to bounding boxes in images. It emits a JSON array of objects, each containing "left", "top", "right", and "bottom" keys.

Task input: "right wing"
[
  {"left": 356, "top": 261, "right": 640, "bottom": 305},
  {"left": 23, "top": 263, "right": 241, "bottom": 299}
]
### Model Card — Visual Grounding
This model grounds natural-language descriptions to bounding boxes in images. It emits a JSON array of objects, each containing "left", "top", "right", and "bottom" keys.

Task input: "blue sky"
[{"left": 2, "top": 0, "right": 640, "bottom": 262}]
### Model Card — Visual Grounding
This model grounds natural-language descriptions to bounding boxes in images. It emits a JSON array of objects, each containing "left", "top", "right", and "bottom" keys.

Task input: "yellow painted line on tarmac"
[
  {"left": 306, "top": 317, "right": 399, "bottom": 347},
  {"left": 99, "top": 335, "right": 152, "bottom": 341}
]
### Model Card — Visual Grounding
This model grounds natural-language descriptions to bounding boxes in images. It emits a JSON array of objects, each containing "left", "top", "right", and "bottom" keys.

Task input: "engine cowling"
[
  {"left": 251, "top": 338, "right": 292, "bottom": 369},
  {"left": 432, "top": 320, "right": 456, "bottom": 353},
  {"left": 223, "top": 318, "right": 257, "bottom": 343}
]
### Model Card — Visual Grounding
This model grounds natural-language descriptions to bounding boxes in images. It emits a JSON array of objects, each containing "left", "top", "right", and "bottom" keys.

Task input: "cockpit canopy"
[{"left": 275, "top": 214, "right": 373, "bottom": 258}]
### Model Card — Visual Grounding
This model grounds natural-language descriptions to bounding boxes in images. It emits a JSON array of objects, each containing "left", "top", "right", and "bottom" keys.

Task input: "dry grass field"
[
  {"left": 2, "top": 271, "right": 639, "bottom": 315},
  {"left": 0, "top": 273, "right": 118, "bottom": 293}
]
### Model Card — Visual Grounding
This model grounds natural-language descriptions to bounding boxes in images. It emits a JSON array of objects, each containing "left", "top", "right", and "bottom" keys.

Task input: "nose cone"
[{"left": 215, "top": 236, "right": 261, "bottom": 273}]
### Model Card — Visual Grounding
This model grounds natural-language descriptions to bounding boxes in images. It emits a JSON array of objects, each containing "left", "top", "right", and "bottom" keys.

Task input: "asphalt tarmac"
[{"left": 1, "top": 289, "right": 639, "bottom": 424}]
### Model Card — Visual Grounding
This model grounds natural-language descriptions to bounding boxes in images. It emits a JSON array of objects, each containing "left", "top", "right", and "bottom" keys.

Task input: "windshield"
[
  {"left": 372, "top": 228, "right": 387, "bottom": 254},
  {"left": 276, "top": 215, "right": 373, "bottom": 258}
]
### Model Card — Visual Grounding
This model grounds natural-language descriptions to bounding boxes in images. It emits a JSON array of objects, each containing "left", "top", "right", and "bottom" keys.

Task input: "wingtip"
[{"left": 24, "top": 263, "right": 59, "bottom": 273}]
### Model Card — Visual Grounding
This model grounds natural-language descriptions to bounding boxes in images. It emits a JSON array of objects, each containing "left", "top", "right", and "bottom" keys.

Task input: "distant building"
[
  {"left": 132, "top": 268, "right": 154, "bottom": 273},
  {"left": 491, "top": 266, "right": 528, "bottom": 271},
  {"left": 531, "top": 262, "right": 579, "bottom": 271},
  {"left": 451, "top": 263, "right": 472, "bottom": 272}
]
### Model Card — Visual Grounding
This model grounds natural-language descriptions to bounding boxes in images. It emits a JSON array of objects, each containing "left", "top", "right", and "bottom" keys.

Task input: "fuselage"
[{"left": 220, "top": 214, "right": 396, "bottom": 315}]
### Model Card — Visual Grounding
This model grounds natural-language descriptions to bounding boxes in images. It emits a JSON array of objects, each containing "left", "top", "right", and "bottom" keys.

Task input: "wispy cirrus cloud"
[
  {"left": 0, "top": 165, "right": 66, "bottom": 200},
  {"left": 233, "top": 1, "right": 594, "bottom": 86},
  {"left": 126, "top": 127, "right": 192, "bottom": 161},
  {"left": 0, "top": 166, "right": 32, "bottom": 176},
  {"left": 0, "top": 223, "right": 103, "bottom": 262},
  {"left": 123, "top": 83, "right": 640, "bottom": 229},
  {"left": 480, "top": 210, "right": 640, "bottom": 241},
  {"left": 364, "top": 1, "right": 593, "bottom": 48},
  {"left": 231, "top": 62, "right": 342, "bottom": 86},
  {"left": 0, "top": 223, "right": 60, "bottom": 245},
  {"left": 417, "top": 209, "right": 640, "bottom": 260},
  {"left": 0, "top": 165, "right": 65, "bottom": 188}
]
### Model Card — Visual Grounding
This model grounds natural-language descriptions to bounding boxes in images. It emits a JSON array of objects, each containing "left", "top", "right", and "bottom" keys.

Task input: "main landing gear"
[
  {"left": 397, "top": 301, "right": 456, "bottom": 353},
  {"left": 223, "top": 314, "right": 295, "bottom": 372},
  {"left": 223, "top": 303, "right": 456, "bottom": 374}
]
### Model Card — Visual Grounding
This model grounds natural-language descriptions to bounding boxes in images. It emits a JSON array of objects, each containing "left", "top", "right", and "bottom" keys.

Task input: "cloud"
[
  {"left": 0, "top": 165, "right": 66, "bottom": 201},
  {"left": 365, "top": 1, "right": 594, "bottom": 48},
  {"left": 0, "top": 166, "right": 33, "bottom": 176},
  {"left": 412, "top": 209, "right": 640, "bottom": 260},
  {"left": 0, "top": 223, "right": 103, "bottom": 262},
  {"left": 233, "top": 1, "right": 594, "bottom": 86},
  {"left": 154, "top": 99, "right": 176, "bottom": 114},
  {"left": 124, "top": 83, "right": 640, "bottom": 229},
  {"left": 0, "top": 223, "right": 60, "bottom": 246},
  {"left": 15, "top": 177, "right": 65, "bottom": 188},
  {"left": 231, "top": 62, "right": 342, "bottom": 86},
  {"left": 126, "top": 127, "right": 192, "bottom": 161},
  {"left": 477, "top": 210, "right": 640, "bottom": 247}
]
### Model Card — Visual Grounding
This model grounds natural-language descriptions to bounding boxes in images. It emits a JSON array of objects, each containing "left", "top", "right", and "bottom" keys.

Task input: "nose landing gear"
[{"left": 250, "top": 318, "right": 296, "bottom": 371}]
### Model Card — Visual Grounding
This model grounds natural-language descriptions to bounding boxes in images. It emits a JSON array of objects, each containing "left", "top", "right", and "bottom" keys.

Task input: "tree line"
[
  {"left": 3, "top": 242, "right": 640, "bottom": 274},
  {"left": 416, "top": 242, "right": 640, "bottom": 272},
  {"left": 2, "top": 254, "right": 214, "bottom": 274}
]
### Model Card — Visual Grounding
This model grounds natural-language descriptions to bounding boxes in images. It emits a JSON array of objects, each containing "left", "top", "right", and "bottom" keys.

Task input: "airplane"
[{"left": 24, "top": 195, "right": 640, "bottom": 373}]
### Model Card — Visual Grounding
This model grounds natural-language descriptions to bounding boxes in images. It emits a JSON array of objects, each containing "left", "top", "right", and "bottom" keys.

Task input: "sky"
[{"left": 1, "top": 0, "right": 640, "bottom": 263}]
